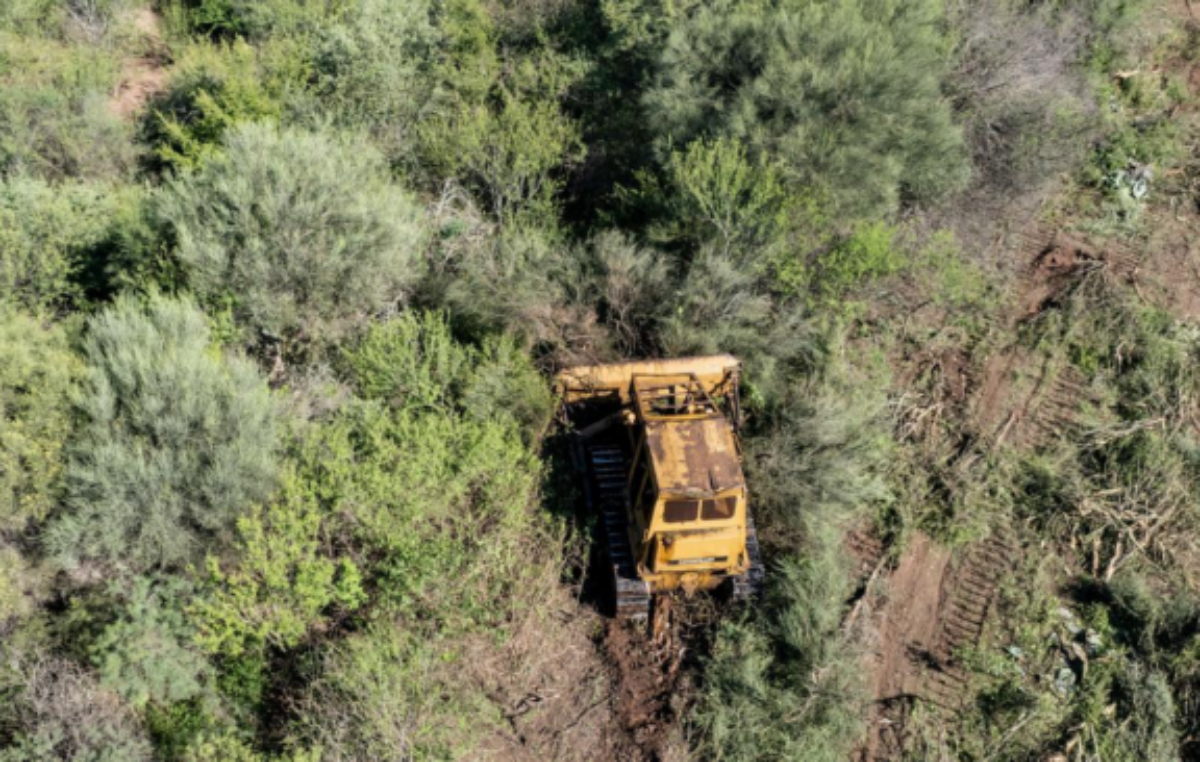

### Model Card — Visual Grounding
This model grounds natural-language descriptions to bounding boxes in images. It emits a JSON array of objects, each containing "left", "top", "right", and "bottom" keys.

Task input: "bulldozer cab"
[{"left": 626, "top": 373, "right": 748, "bottom": 577}]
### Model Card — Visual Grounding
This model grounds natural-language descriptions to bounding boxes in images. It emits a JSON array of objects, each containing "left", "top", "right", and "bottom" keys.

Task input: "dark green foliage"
[
  {"left": 91, "top": 577, "right": 212, "bottom": 710},
  {"left": 645, "top": 0, "right": 969, "bottom": 218},
  {"left": 158, "top": 123, "right": 428, "bottom": 348},
  {"left": 178, "top": 0, "right": 336, "bottom": 39},
  {"left": 144, "top": 41, "right": 286, "bottom": 172},
  {"left": 47, "top": 296, "right": 279, "bottom": 572}
]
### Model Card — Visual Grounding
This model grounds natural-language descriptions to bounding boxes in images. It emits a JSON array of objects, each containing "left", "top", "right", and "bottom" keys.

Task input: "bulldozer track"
[
  {"left": 921, "top": 529, "right": 1020, "bottom": 710},
  {"left": 732, "top": 518, "right": 766, "bottom": 600},
  {"left": 583, "top": 442, "right": 651, "bottom": 621}
]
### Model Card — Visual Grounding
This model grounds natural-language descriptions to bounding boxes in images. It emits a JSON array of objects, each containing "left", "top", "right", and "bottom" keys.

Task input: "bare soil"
[
  {"left": 972, "top": 228, "right": 1115, "bottom": 450},
  {"left": 109, "top": 8, "right": 168, "bottom": 119},
  {"left": 858, "top": 529, "right": 1020, "bottom": 760},
  {"left": 600, "top": 600, "right": 700, "bottom": 762}
]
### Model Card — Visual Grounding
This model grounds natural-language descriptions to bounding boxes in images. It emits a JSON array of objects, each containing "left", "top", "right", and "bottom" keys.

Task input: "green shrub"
[
  {"left": 307, "top": 0, "right": 439, "bottom": 166},
  {"left": 0, "top": 176, "right": 129, "bottom": 311},
  {"left": 345, "top": 310, "right": 553, "bottom": 441},
  {"left": 292, "top": 624, "right": 499, "bottom": 760},
  {"left": 584, "top": 230, "right": 673, "bottom": 356},
  {"left": 91, "top": 577, "right": 213, "bottom": 711},
  {"left": 0, "top": 544, "right": 44, "bottom": 625},
  {"left": 190, "top": 470, "right": 367, "bottom": 658},
  {"left": 809, "top": 222, "right": 906, "bottom": 308},
  {"left": 646, "top": 136, "right": 824, "bottom": 259},
  {"left": 145, "top": 41, "right": 286, "bottom": 172},
  {"left": 290, "top": 401, "right": 542, "bottom": 625},
  {"left": 1061, "top": 658, "right": 1180, "bottom": 761},
  {"left": 0, "top": 0, "right": 59, "bottom": 35},
  {"left": 645, "top": 0, "right": 969, "bottom": 218},
  {"left": 417, "top": 2, "right": 587, "bottom": 221},
  {"left": 661, "top": 245, "right": 820, "bottom": 402},
  {"left": 0, "top": 33, "right": 136, "bottom": 180},
  {"left": 695, "top": 557, "right": 867, "bottom": 762},
  {"left": 47, "top": 295, "right": 279, "bottom": 572},
  {"left": 158, "top": 123, "right": 428, "bottom": 349},
  {"left": 443, "top": 224, "right": 606, "bottom": 362},
  {"left": 746, "top": 375, "right": 889, "bottom": 544},
  {"left": 694, "top": 356, "right": 886, "bottom": 759},
  {"left": 0, "top": 308, "right": 79, "bottom": 532},
  {"left": 194, "top": 313, "right": 550, "bottom": 655},
  {"left": 420, "top": 92, "right": 584, "bottom": 222}
]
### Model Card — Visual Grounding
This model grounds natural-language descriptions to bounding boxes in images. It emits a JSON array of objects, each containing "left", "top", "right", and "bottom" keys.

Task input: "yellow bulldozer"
[{"left": 555, "top": 354, "right": 764, "bottom": 620}]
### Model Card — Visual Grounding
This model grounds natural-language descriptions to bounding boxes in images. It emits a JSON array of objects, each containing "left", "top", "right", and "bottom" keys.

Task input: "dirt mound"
[{"left": 1018, "top": 230, "right": 1119, "bottom": 320}]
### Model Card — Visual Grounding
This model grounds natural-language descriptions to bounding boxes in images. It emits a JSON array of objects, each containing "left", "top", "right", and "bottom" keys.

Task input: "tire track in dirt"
[
  {"left": 975, "top": 227, "right": 1118, "bottom": 451},
  {"left": 859, "top": 529, "right": 1020, "bottom": 759}
]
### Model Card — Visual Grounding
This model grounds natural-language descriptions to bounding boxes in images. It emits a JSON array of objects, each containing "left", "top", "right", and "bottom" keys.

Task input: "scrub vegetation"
[{"left": 2, "top": 0, "right": 1199, "bottom": 760}]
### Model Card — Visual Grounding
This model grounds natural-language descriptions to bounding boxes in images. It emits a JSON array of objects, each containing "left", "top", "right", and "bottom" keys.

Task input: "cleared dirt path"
[{"left": 109, "top": 7, "right": 168, "bottom": 119}]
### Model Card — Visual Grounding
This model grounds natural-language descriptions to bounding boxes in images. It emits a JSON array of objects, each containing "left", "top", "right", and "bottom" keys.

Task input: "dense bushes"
[
  {"left": 0, "top": 654, "right": 152, "bottom": 762},
  {"left": 0, "top": 309, "right": 79, "bottom": 531},
  {"left": 695, "top": 365, "right": 888, "bottom": 760},
  {"left": 307, "top": 0, "right": 437, "bottom": 166},
  {"left": 1, "top": 0, "right": 1193, "bottom": 759},
  {"left": 645, "top": 0, "right": 969, "bottom": 218},
  {"left": 0, "top": 32, "right": 136, "bottom": 180},
  {"left": 47, "top": 296, "right": 279, "bottom": 572},
  {"left": 0, "top": 177, "right": 129, "bottom": 311},
  {"left": 158, "top": 123, "right": 428, "bottom": 349}
]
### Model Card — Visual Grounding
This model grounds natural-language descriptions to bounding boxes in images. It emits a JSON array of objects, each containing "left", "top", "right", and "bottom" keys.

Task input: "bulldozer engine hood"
[{"left": 644, "top": 417, "right": 744, "bottom": 496}]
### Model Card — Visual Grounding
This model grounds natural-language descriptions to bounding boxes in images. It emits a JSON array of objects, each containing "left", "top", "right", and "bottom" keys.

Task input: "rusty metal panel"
[{"left": 645, "top": 418, "right": 744, "bottom": 495}]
